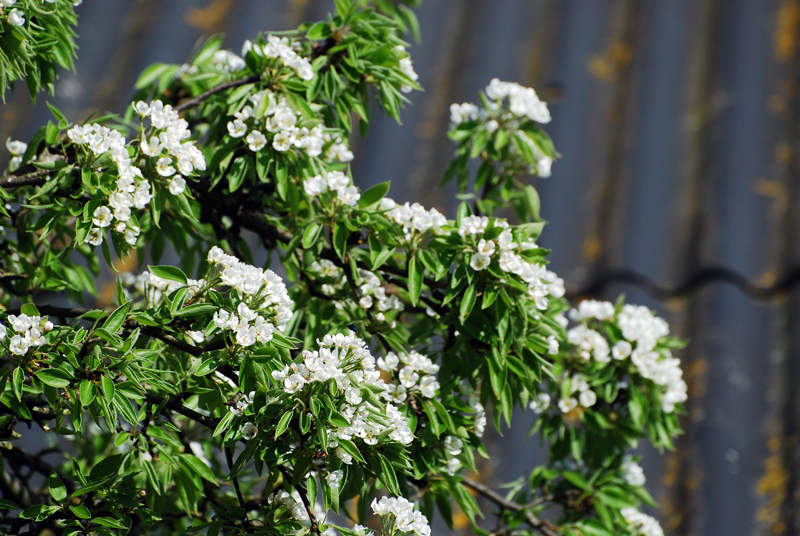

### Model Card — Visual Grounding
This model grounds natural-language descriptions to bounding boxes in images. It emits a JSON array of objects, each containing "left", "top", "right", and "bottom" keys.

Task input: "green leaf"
[
  {"left": 180, "top": 454, "right": 218, "bottom": 486},
  {"left": 102, "top": 301, "right": 130, "bottom": 333},
  {"left": 35, "top": 368, "right": 72, "bottom": 388},
  {"left": 275, "top": 410, "right": 293, "bottom": 440},
  {"left": 12, "top": 367, "right": 24, "bottom": 400},
  {"left": 302, "top": 223, "right": 323, "bottom": 249},
  {"left": 172, "top": 303, "right": 218, "bottom": 317},
  {"left": 306, "top": 21, "right": 332, "bottom": 40},
  {"left": 0, "top": 498, "right": 20, "bottom": 510},
  {"left": 378, "top": 455, "right": 400, "bottom": 495},
  {"left": 100, "top": 375, "right": 115, "bottom": 404},
  {"left": 333, "top": 221, "right": 348, "bottom": 260},
  {"left": 89, "top": 454, "right": 123, "bottom": 482},
  {"left": 563, "top": 470, "right": 591, "bottom": 491},
  {"left": 408, "top": 256, "right": 422, "bottom": 306},
  {"left": 79, "top": 380, "right": 97, "bottom": 407},
  {"left": 48, "top": 471, "right": 67, "bottom": 502},
  {"left": 69, "top": 505, "right": 91, "bottom": 519},
  {"left": 357, "top": 181, "right": 390, "bottom": 209},
  {"left": 459, "top": 285, "right": 477, "bottom": 323},
  {"left": 147, "top": 265, "right": 188, "bottom": 285},
  {"left": 20, "top": 504, "right": 59, "bottom": 521}
]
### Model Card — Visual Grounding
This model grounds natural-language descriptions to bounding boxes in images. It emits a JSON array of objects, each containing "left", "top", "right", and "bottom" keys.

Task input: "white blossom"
[
  {"left": 168, "top": 176, "right": 186, "bottom": 195},
  {"left": 245, "top": 130, "right": 267, "bottom": 151},
  {"left": 7, "top": 8, "right": 24, "bottom": 26}
]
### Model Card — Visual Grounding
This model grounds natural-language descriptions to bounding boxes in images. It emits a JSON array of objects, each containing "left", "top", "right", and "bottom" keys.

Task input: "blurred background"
[{"left": 2, "top": 1, "right": 799, "bottom": 535}]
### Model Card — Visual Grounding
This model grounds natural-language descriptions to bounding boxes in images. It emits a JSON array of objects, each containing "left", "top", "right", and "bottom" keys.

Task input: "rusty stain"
[
  {"left": 770, "top": 94, "right": 788, "bottom": 113},
  {"left": 185, "top": 0, "right": 235, "bottom": 32},
  {"left": 753, "top": 177, "right": 789, "bottom": 218},
  {"left": 665, "top": 297, "right": 688, "bottom": 313},
  {"left": 582, "top": 233, "right": 602, "bottom": 262},
  {"left": 95, "top": 250, "right": 138, "bottom": 308},
  {"left": 776, "top": 0, "right": 800, "bottom": 61},
  {"left": 662, "top": 451, "right": 682, "bottom": 487},
  {"left": 586, "top": 42, "right": 633, "bottom": 82},
  {"left": 755, "top": 434, "right": 790, "bottom": 533}
]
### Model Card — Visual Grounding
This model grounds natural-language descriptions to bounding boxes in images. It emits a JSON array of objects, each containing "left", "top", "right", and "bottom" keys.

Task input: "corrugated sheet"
[{"left": 3, "top": 1, "right": 798, "bottom": 534}]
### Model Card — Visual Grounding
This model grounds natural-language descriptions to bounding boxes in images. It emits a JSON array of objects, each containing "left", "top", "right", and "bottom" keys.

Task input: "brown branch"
[
  {"left": 175, "top": 75, "right": 262, "bottom": 113},
  {"left": 144, "top": 393, "right": 220, "bottom": 431},
  {"left": 461, "top": 477, "right": 560, "bottom": 536},
  {"left": 0, "top": 169, "right": 50, "bottom": 190}
]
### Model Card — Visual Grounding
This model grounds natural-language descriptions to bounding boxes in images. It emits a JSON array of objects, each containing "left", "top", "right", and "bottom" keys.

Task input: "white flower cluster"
[
  {"left": 268, "top": 490, "right": 311, "bottom": 527},
  {"left": 469, "top": 396, "right": 487, "bottom": 436},
  {"left": 449, "top": 102, "right": 480, "bottom": 125},
  {"left": 621, "top": 507, "right": 664, "bottom": 536},
  {"left": 569, "top": 299, "right": 615, "bottom": 321},
  {"left": 326, "top": 469, "right": 344, "bottom": 490},
  {"left": 378, "top": 350, "right": 440, "bottom": 402},
  {"left": 207, "top": 246, "right": 294, "bottom": 344},
  {"left": 567, "top": 324, "right": 610, "bottom": 362},
  {"left": 617, "top": 304, "right": 686, "bottom": 412},
  {"left": 5, "top": 137, "right": 26, "bottom": 172},
  {"left": 271, "top": 333, "right": 414, "bottom": 452},
  {"left": 245, "top": 35, "right": 314, "bottom": 81},
  {"left": 568, "top": 301, "right": 688, "bottom": 413},
  {"left": 356, "top": 269, "right": 404, "bottom": 319},
  {"left": 485, "top": 78, "right": 551, "bottom": 124},
  {"left": 227, "top": 90, "right": 353, "bottom": 166},
  {"left": 622, "top": 457, "right": 646, "bottom": 487},
  {"left": 133, "top": 100, "right": 206, "bottom": 191},
  {"left": 380, "top": 198, "right": 448, "bottom": 240},
  {"left": 68, "top": 123, "right": 147, "bottom": 246},
  {"left": 450, "top": 78, "right": 554, "bottom": 177},
  {"left": 443, "top": 435, "right": 463, "bottom": 475},
  {"left": 395, "top": 46, "right": 419, "bottom": 93},
  {"left": 303, "top": 171, "right": 360, "bottom": 206},
  {"left": 459, "top": 217, "right": 564, "bottom": 309},
  {"left": 122, "top": 270, "right": 205, "bottom": 307},
  {"left": 229, "top": 391, "right": 255, "bottom": 417},
  {"left": 371, "top": 496, "right": 431, "bottom": 536},
  {"left": 212, "top": 50, "right": 245, "bottom": 72},
  {"left": 1, "top": 314, "right": 52, "bottom": 356},
  {"left": 558, "top": 373, "right": 597, "bottom": 413}
]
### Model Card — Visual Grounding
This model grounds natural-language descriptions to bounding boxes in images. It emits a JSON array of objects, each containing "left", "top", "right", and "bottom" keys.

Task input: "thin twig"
[
  {"left": 461, "top": 477, "right": 560, "bottom": 536},
  {"left": 175, "top": 75, "right": 262, "bottom": 113}
]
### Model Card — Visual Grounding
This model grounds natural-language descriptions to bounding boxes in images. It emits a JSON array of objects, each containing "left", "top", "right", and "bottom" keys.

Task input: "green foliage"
[
  {"left": 0, "top": 0, "right": 79, "bottom": 100},
  {"left": 0, "top": 2, "right": 685, "bottom": 536}
]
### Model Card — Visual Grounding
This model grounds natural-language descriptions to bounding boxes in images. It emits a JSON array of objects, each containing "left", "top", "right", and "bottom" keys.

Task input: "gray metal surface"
[{"left": 1, "top": 0, "right": 797, "bottom": 534}]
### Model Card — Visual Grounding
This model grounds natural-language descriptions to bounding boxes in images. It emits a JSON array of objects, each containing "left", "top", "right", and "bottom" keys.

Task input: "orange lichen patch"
[
  {"left": 586, "top": 42, "right": 633, "bottom": 82},
  {"left": 775, "top": 0, "right": 800, "bottom": 62},
  {"left": 184, "top": 0, "right": 235, "bottom": 32},
  {"left": 582, "top": 233, "right": 602, "bottom": 262},
  {"left": 95, "top": 250, "right": 138, "bottom": 308},
  {"left": 665, "top": 297, "right": 687, "bottom": 313},
  {"left": 770, "top": 94, "right": 788, "bottom": 113},
  {"left": 686, "top": 359, "right": 708, "bottom": 399},
  {"left": 660, "top": 495, "right": 685, "bottom": 532},
  {"left": 662, "top": 451, "right": 682, "bottom": 487},
  {"left": 753, "top": 177, "right": 789, "bottom": 219},
  {"left": 756, "top": 434, "right": 790, "bottom": 533},
  {"left": 759, "top": 270, "right": 779, "bottom": 288}
]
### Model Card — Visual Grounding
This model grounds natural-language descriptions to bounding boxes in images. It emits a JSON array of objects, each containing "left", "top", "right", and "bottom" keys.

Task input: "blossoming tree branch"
[{"left": 0, "top": 1, "right": 686, "bottom": 536}]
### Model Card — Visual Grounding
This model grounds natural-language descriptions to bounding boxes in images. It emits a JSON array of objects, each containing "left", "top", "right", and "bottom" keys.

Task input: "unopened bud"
[
  {"left": 42, "top": 320, "right": 54, "bottom": 333},
  {"left": 139, "top": 489, "right": 147, "bottom": 498}
]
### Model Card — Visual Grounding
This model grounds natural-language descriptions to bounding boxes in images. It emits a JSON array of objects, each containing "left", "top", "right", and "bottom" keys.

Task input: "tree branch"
[
  {"left": 461, "top": 477, "right": 560, "bottom": 536},
  {"left": 175, "top": 75, "right": 262, "bottom": 113},
  {"left": 0, "top": 169, "right": 50, "bottom": 190}
]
